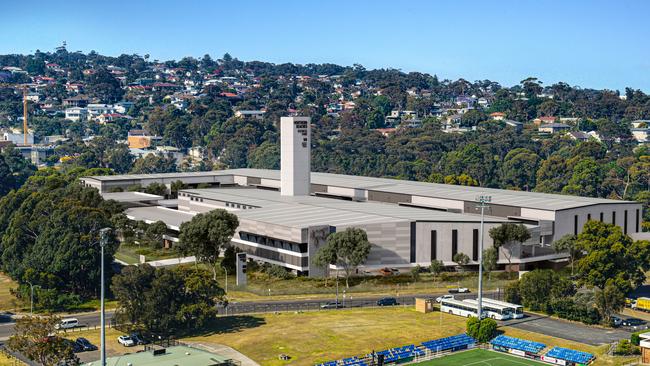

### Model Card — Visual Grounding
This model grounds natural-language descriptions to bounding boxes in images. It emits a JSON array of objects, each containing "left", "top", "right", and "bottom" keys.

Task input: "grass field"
[
  {"left": 0, "top": 351, "right": 25, "bottom": 366},
  {"left": 0, "top": 272, "right": 20, "bottom": 311},
  {"left": 414, "top": 349, "right": 545, "bottom": 366}
]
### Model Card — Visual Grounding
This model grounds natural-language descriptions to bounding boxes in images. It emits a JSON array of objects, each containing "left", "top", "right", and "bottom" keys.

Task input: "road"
[{"left": 500, "top": 313, "right": 632, "bottom": 346}]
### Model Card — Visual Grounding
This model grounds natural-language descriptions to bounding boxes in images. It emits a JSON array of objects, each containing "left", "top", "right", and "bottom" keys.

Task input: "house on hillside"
[
  {"left": 490, "top": 112, "right": 506, "bottom": 121},
  {"left": 234, "top": 110, "right": 265, "bottom": 120},
  {"left": 538, "top": 123, "right": 570, "bottom": 134}
]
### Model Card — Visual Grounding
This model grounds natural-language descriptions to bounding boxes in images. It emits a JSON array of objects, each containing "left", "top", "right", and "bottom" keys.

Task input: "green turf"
[{"left": 413, "top": 349, "right": 546, "bottom": 366}]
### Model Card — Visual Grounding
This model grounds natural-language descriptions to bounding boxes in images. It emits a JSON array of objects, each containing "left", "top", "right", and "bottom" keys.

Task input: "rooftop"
[
  {"left": 84, "top": 168, "right": 637, "bottom": 212},
  {"left": 82, "top": 345, "right": 230, "bottom": 366}
]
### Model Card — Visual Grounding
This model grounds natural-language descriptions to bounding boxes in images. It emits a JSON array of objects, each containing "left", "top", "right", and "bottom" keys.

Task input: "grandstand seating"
[
  {"left": 545, "top": 347, "right": 594, "bottom": 364},
  {"left": 316, "top": 333, "right": 475, "bottom": 366},
  {"left": 490, "top": 335, "right": 546, "bottom": 354},
  {"left": 421, "top": 333, "right": 476, "bottom": 352}
]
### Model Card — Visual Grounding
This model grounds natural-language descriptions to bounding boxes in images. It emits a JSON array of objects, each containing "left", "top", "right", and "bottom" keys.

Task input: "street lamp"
[
  {"left": 99, "top": 227, "right": 111, "bottom": 366},
  {"left": 26, "top": 281, "right": 40, "bottom": 316},
  {"left": 475, "top": 195, "right": 491, "bottom": 320}
]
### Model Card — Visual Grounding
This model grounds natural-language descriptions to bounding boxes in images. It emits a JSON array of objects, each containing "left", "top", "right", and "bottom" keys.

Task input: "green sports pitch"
[{"left": 412, "top": 349, "right": 547, "bottom": 366}]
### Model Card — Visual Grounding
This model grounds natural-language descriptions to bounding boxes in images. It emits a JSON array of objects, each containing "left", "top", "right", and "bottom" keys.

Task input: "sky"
[{"left": 2, "top": 0, "right": 649, "bottom": 91}]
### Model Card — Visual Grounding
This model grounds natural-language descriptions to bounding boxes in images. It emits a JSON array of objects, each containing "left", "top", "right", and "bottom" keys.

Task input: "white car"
[
  {"left": 117, "top": 335, "right": 135, "bottom": 347},
  {"left": 436, "top": 295, "right": 455, "bottom": 303},
  {"left": 54, "top": 318, "right": 79, "bottom": 330}
]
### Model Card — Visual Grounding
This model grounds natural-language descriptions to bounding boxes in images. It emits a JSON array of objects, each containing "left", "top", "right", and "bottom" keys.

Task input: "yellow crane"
[{"left": 0, "top": 83, "right": 30, "bottom": 145}]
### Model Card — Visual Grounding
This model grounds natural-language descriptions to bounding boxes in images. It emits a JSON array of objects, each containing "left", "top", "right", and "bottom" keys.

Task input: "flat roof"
[
  {"left": 84, "top": 168, "right": 638, "bottom": 211},
  {"left": 125, "top": 206, "right": 196, "bottom": 230},
  {"left": 182, "top": 187, "right": 509, "bottom": 229},
  {"left": 101, "top": 191, "right": 164, "bottom": 202},
  {"left": 82, "top": 345, "right": 229, "bottom": 366}
]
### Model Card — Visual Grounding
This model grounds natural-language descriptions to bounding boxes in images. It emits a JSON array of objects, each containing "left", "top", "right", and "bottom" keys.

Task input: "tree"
[
  {"left": 220, "top": 245, "right": 240, "bottom": 274},
  {"left": 144, "top": 220, "right": 167, "bottom": 248},
  {"left": 105, "top": 144, "right": 133, "bottom": 174},
  {"left": 552, "top": 234, "right": 580, "bottom": 276},
  {"left": 466, "top": 316, "right": 497, "bottom": 343},
  {"left": 177, "top": 210, "right": 239, "bottom": 280},
  {"left": 594, "top": 282, "right": 625, "bottom": 325},
  {"left": 0, "top": 145, "right": 36, "bottom": 197},
  {"left": 430, "top": 259, "right": 444, "bottom": 276},
  {"left": 130, "top": 154, "right": 177, "bottom": 174},
  {"left": 453, "top": 252, "right": 470, "bottom": 268},
  {"left": 518, "top": 270, "right": 575, "bottom": 311},
  {"left": 575, "top": 221, "right": 649, "bottom": 294},
  {"left": 8, "top": 315, "right": 78, "bottom": 366},
  {"left": 111, "top": 265, "right": 223, "bottom": 336},
  {"left": 501, "top": 148, "right": 540, "bottom": 190},
  {"left": 411, "top": 265, "right": 421, "bottom": 282},
  {"left": 313, "top": 227, "right": 371, "bottom": 288},
  {"left": 482, "top": 247, "right": 498, "bottom": 281},
  {"left": 86, "top": 68, "right": 124, "bottom": 103},
  {"left": 489, "top": 223, "right": 530, "bottom": 273}
]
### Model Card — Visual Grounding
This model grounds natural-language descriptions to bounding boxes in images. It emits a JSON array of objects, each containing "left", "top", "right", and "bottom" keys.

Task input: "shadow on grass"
[{"left": 184, "top": 315, "right": 266, "bottom": 337}]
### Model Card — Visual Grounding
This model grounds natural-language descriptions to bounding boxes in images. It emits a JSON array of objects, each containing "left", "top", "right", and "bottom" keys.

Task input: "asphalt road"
[
  {"left": 500, "top": 313, "right": 631, "bottom": 346},
  {"left": 0, "top": 310, "right": 117, "bottom": 341}
]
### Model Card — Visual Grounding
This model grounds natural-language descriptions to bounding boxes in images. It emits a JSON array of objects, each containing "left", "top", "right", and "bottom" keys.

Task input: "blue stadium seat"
[
  {"left": 546, "top": 347, "right": 594, "bottom": 364},
  {"left": 490, "top": 335, "right": 546, "bottom": 354},
  {"left": 421, "top": 334, "right": 476, "bottom": 352}
]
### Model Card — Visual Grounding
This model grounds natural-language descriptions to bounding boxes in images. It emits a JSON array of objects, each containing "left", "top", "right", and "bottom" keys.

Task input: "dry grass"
[
  {"left": 182, "top": 307, "right": 638, "bottom": 366},
  {"left": 0, "top": 352, "right": 26, "bottom": 366},
  {"left": 0, "top": 272, "right": 21, "bottom": 311}
]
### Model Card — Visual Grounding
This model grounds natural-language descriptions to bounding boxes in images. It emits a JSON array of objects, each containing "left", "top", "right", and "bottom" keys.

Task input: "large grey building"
[{"left": 80, "top": 117, "right": 643, "bottom": 277}]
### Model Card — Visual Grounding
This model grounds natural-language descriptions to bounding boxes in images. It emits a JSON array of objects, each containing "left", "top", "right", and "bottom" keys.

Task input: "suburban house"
[{"left": 538, "top": 123, "right": 570, "bottom": 134}]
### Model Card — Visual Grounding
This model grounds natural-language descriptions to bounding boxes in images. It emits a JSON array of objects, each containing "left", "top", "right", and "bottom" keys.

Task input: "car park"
[
  {"left": 75, "top": 337, "right": 97, "bottom": 352},
  {"left": 118, "top": 335, "right": 135, "bottom": 347},
  {"left": 376, "top": 297, "right": 398, "bottom": 306}
]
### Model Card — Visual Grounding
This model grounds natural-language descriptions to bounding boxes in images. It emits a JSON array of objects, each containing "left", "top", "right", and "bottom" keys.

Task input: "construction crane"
[{"left": 0, "top": 83, "right": 30, "bottom": 145}]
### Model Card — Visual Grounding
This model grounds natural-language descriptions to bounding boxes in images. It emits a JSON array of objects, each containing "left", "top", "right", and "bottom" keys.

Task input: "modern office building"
[{"left": 80, "top": 117, "right": 644, "bottom": 277}]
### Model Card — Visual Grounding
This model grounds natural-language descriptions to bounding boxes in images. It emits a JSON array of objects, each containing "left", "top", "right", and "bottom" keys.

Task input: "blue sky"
[{"left": 2, "top": 0, "right": 649, "bottom": 91}]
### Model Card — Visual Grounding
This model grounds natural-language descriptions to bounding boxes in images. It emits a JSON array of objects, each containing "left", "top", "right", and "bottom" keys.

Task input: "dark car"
[
  {"left": 75, "top": 337, "right": 97, "bottom": 352},
  {"left": 622, "top": 317, "right": 647, "bottom": 327},
  {"left": 130, "top": 333, "right": 149, "bottom": 345},
  {"left": 62, "top": 338, "right": 83, "bottom": 353},
  {"left": 0, "top": 312, "right": 12, "bottom": 323},
  {"left": 377, "top": 297, "right": 398, "bottom": 306}
]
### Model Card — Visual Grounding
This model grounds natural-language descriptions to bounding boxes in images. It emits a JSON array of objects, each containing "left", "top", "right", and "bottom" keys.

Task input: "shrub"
[
  {"left": 504, "top": 281, "right": 521, "bottom": 304},
  {"left": 614, "top": 339, "right": 640, "bottom": 355},
  {"left": 466, "top": 316, "right": 498, "bottom": 343},
  {"left": 548, "top": 298, "right": 600, "bottom": 325},
  {"left": 411, "top": 265, "right": 421, "bottom": 282},
  {"left": 631, "top": 330, "right": 645, "bottom": 346},
  {"left": 264, "top": 264, "right": 294, "bottom": 279}
]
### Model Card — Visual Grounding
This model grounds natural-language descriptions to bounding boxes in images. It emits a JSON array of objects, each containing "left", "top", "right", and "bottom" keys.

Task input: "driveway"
[{"left": 500, "top": 313, "right": 630, "bottom": 346}]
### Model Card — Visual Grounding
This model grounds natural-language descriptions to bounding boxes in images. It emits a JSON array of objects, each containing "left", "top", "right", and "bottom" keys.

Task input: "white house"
[{"left": 65, "top": 107, "right": 89, "bottom": 122}]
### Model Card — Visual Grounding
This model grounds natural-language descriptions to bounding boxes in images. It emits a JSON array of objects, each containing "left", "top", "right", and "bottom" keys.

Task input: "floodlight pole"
[
  {"left": 99, "top": 228, "right": 111, "bottom": 366},
  {"left": 475, "top": 195, "right": 491, "bottom": 320}
]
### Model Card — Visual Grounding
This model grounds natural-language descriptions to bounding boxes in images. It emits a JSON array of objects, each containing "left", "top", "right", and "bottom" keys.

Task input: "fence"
[{"left": 217, "top": 291, "right": 501, "bottom": 316}]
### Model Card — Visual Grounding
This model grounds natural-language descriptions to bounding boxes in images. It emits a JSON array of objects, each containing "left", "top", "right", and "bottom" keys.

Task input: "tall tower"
[{"left": 280, "top": 116, "right": 311, "bottom": 196}]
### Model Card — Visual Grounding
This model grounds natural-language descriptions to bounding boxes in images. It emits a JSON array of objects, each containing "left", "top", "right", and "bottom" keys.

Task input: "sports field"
[{"left": 414, "top": 349, "right": 546, "bottom": 366}]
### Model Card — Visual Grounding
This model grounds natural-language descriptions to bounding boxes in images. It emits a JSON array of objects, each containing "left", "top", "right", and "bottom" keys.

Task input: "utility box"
[
  {"left": 415, "top": 297, "right": 434, "bottom": 313},
  {"left": 236, "top": 252, "right": 247, "bottom": 286}
]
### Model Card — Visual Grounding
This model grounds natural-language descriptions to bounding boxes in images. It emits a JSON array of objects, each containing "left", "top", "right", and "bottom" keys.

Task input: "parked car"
[
  {"left": 611, "top": 316, "right": 623, "bottom": 327},
  {"left": 117, "top": 335, "right": 135, "bottom": 347},
  {"left": 622, "top": 317, "right": 647, "bottom": 327},
  {"left": 0, "top": 312, "right": 12, "bottom": 323},
  {"left": 379, "top": 268, "right": 393, "bottom": 276},
  {"left": 436, "top": 295, "right": 455, "bottom": 303},
  {"left": 61, "top": 338, "right": 83, "bottom": 353},
  {"left": 321, "top": 301, "right": 344, "bottom": 309},
  {"left": 377, "top": 297, "right": 398, "bottom": 306},
  {"left": 75, "top": 337, "right": 97, "bottom": 352},
  {"left": 448, "top": 287, "right": 469, "bottom": 294},
  {"left": 54, "top": 318, "right": 79, "bottom": 330},
  {"left": 130, "top": 333, "right": 148, "bottom": 345}
]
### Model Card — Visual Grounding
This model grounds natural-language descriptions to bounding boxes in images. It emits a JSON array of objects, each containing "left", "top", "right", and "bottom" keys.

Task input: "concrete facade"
[{"left": 280, "top": 116, "right": 311, "bottom": 196}]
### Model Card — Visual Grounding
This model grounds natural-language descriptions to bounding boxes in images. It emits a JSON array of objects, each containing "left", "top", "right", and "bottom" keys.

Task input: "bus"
[
  {"left": 440, "top": 299, "right": 511, "bottom": 320},
  {"left": 481, "top": 298, "right": 524, "bottom": 319},
  {"left": 461, "top": 299, "right": 513, "bottom": 320}
]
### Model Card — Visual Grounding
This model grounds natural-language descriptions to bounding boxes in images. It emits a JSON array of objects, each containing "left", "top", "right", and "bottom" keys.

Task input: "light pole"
[
  {"left": 224, "top": 267, "right": 228, "bottom": 294},
  {"left": 99, "top": 228, "right": 111, "bottom": 366},
  {"left": 475, "top": 195, "right": 491, "bottom": 320},
  {"left": 27, "top": 282, "right": 39, "bottom": 316}
]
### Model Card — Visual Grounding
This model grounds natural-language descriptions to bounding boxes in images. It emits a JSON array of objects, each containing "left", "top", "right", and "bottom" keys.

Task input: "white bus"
[
  {"left": 440, "top": 299, "right": 511, "bottom": 320},
  {"left": 482, "top": 298, "right": 524, "bottom": 319},
  {"left": 461, "top": 299, "right": 513, "bottom": 320}
]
